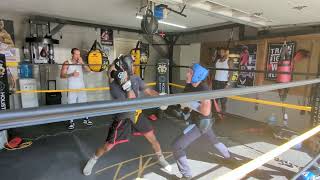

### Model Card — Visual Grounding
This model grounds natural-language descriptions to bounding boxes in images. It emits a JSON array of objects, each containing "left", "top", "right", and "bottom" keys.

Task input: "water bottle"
[{"left": 283, "top": 113, "right": 288, "bottom": 127}]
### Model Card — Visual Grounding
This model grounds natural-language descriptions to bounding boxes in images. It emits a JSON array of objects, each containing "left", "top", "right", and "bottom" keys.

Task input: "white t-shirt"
[
  {"left": 66, "top": 60, "right": 85, "bottom": 89},
  {"left": 215, "top": 59, "right": 229, "bottom": 82}
]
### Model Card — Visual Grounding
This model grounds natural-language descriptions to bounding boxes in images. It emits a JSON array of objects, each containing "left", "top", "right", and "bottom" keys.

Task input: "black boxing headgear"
[{"left": 114, "top": 55, "right": 134, "bottom": 75}]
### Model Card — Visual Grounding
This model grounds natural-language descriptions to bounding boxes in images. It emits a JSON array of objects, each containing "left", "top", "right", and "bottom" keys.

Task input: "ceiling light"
[{"left": 136, "top": 15, "right": 187, "bottom": 29}]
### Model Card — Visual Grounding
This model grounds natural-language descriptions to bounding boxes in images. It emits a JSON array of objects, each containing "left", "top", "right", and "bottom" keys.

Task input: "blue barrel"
[{"left": 20, "top": 62, "right": 33, "bottom": 78}]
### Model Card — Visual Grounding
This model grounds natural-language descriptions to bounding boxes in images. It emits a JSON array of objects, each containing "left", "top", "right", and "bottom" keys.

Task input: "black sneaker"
[{"left": 68, "top": 122, "right": 75, "bottom": 130}]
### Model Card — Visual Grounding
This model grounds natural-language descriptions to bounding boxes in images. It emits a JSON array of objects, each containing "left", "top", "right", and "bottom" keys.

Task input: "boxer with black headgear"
[{"left": 83, "top": 54, "right": 171, "bottom": 176}]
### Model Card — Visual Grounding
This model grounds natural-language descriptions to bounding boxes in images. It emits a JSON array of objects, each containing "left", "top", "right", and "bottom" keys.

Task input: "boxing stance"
[
  {"left": 83, "top": 55, "right": 171, "bottom": 176},
  {"left": 172, "top": 64, "right": 231, "bottom": 179}
]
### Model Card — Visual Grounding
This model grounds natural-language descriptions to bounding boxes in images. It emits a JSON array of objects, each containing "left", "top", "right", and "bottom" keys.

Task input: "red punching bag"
[{"left": 276, "top": 44, "right": 292, "bottom": 83}]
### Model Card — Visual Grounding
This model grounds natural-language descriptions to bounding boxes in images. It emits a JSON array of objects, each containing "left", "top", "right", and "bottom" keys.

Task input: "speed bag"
[
  {"left": 87, "top": 50, "right": 108, "bottom": 72},
  {"left": 130, "top": 49, "right": 141, "bottom": 76}
]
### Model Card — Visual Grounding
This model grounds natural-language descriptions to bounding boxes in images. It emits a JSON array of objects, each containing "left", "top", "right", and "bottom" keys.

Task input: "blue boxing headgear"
[{"left": 191, "top": 63, "right": 209, "bottom": 83}]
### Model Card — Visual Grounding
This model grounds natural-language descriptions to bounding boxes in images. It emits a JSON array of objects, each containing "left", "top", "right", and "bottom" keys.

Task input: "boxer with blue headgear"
[
  {"left": 191, "top": 63, "right": 209, "bottom": 83},
  {"left": 172, "top": 63, "right": 232, "bottom": 179}
]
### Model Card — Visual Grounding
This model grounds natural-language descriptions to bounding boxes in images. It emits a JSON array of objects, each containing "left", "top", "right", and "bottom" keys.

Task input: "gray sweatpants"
[{"left": 172, "top": 124, "right": 230, "bottom": 177}]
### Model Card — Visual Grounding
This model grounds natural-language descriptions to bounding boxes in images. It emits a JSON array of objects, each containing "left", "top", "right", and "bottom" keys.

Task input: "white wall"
[
  {"left": 171, "top": 27, "right": 239, "bottom": 83},
  {"left": 179, "top": 43, "right": 201, "bottom": 80}
]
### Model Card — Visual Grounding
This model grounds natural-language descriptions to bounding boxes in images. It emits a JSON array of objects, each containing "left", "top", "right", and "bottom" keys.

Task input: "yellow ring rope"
[{"left": 14, "top": 82, "right": 311, "bottom": 111}]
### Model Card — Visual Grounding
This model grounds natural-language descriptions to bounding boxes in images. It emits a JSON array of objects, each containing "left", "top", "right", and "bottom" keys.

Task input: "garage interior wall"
[
  {"left": 1, "top": 12, "right": 164, "bottom": 108},
  {"left": 171, "top": 26, "right": 319, "bottom": 132},
  {"left": 172, "top": 28, "right": 239, "bottom": 84},
  {"left": 200, "top": 34, "right": 320, "bottom": 132}
]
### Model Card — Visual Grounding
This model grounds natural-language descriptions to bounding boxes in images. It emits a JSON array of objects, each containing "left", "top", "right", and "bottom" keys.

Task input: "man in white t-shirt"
[
  {"left": 60, "top": 48, "right": 93, "bottom": 130},
  {"left": 213, "top": 48, "right": 233, "bottom": 113}
]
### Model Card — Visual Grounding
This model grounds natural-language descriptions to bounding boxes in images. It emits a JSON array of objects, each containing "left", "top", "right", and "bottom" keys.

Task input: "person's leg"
[
  {"left": 132, "top": 114, "right": 171, "bottom": 171},
  {"left": 143, "top": 131, "right": 172, "bottom": 171},
  {"left": 221, "top": 81, "right": 228, "bottom": 112},
  {"left": 204, "top": 128, "right": 230, "bottom": 158},
  {"left": 83, "top": 119, "right": 131, "bottom": 176},
  {"left": 172, "top": 125, "right": 202, "bottom": 178},
  {"left": 214, "top": 81, "right": 227, "bottom": 112},
  {"left": 83, "top": 143, "right": 115, "bottom": 176},
  {"left": 78, "top": 92, "right": 92, "bottom": 126},
  {"left": 67, "top": 92, "right": 77, "bottom": 130}
]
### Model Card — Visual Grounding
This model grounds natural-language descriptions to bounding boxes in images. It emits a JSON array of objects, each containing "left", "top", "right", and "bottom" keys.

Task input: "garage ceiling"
[
  {"left": 212, "top": 0, "right": 320, "bottom": 26},
  {"left": 0, "top": 0, "right": 226, "bottom": 31},
  {"left": 1, "top": 0, "right": 320, "bottom": 32}
]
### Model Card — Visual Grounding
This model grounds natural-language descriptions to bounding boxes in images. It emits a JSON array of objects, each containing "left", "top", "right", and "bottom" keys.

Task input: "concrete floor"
[{"left": 0, "top": 110, "right": 314, "bottom": 180}]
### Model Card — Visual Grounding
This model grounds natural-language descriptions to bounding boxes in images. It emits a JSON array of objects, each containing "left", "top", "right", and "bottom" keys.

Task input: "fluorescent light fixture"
[{"left": 136, "top": 15, "right": 187, "bottom": 29}]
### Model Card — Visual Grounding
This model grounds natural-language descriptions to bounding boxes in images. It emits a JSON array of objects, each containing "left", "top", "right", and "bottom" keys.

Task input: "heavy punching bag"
[
  {"left": 276, "top": 45, "right": 292, "bottom": 83},
  {"left": 130, "top": 41, "right": 149, "bottom": 79},
  {"left": 87, "top": 40, "right": 109, "bottom": 72},
  {"left": 276, "top": 42, "right": 293, "bottom": 127}
]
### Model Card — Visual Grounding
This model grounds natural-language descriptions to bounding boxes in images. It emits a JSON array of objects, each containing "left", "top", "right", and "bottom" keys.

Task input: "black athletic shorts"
[{"left": 105, "top": 113, "right": 153, "bottom": 145}]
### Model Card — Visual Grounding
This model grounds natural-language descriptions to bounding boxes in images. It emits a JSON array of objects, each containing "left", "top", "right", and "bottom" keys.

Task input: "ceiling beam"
[
  {"left": 181, "top": 23, "right": 242, "bottom": 35},
  {"left": 257, "top": 25, "right": 320, "bottom": 39},
  {"left": 30, "top": 16, "right": 142, "bottom": 34}
]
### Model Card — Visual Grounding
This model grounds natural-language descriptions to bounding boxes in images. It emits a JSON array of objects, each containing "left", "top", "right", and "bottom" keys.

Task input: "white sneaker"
[
  {"left": 68, "top": 122, "right": 75, "bottom": 130},
  {"left": 158, "top": 155, "right": 172, "bottom": 172},
  {"left": 83, "top": 118, "right": 93, "bottom": 126},
  {"left": 83, "top": 157, "right": 97, "bottom": 176}
]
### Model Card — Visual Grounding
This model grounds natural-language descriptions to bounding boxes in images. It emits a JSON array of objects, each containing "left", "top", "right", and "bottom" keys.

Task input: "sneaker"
[
  {"left": 158, "top": 155, "right": 172, "bottom": 172},
  {"left": 212, "top": 154, "right": 244, "bottom": 168},
  {"left": 83, "top": 118, "right": 93, "bottom": 126},
  {"left": 83, "top": 157, "right": 97, "bottom": 176},
  {"left": 68, "top": 122, "right": 75, "bottom": 130}
]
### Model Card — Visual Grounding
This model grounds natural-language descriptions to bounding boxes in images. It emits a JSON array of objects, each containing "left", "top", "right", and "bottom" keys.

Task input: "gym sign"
[
  {"left": 156, "top": 59, "right": 169, "bottom": 94},
  {"left": 0, "top": 54, "right": 9, "bottom": 110}
]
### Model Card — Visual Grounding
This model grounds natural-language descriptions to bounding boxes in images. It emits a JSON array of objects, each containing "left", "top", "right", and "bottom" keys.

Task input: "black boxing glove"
[{"left": 112, "top": 69, "right": 132, "bottom": 91}]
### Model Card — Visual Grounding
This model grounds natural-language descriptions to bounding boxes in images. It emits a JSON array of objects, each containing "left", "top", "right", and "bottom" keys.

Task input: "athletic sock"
[
  {"left": 156, "top": 151, "right": 163, "bottom": 158},
  {"left": 156, "top": 151, "right": 172, "bottom": 172},
  {"left": 93, "top": 155, "right": 99, "bottom": 160}
]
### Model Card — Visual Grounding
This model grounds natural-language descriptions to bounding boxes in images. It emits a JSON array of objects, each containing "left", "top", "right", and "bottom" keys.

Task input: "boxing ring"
[{"left": 1, "top": 78, "right": 320, "bottom": 179}]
